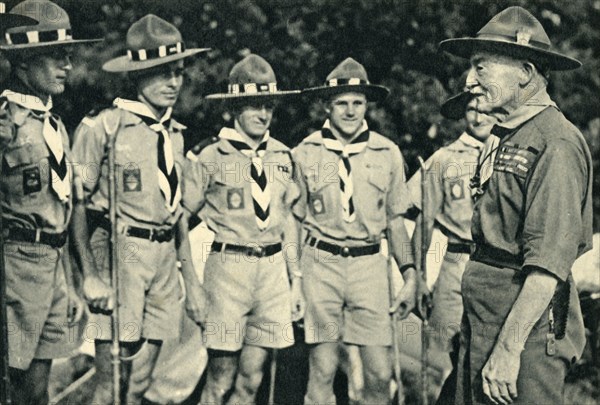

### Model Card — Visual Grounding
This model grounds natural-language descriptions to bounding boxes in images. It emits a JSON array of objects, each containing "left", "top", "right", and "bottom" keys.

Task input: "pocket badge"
[
  {"left": 23, "top": 167, "right": 42, "bottom": 195},
  {"left": 310, "top": 193, "right": 325, "bottom": 215},
  {"left": 123, "top": 166, "right": 142, "bottom": 192},
  {"left": 227, "top": 188, "right": 245, "bottom": 209},
  {"left": 450, "top": 179, "right": 465, "bottom": 200}
]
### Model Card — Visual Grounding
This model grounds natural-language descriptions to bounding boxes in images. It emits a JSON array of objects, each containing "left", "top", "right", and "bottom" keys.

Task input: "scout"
[
  {"left": 408, "top": 82, "right": 497, "bottom": 404},
  {"left": 0, "top": 0, "right": 99, "bottom": 402},
  {"left": 294, "top": 58, "right": 417, "bottom": 404},
  {"left": 182, "top": 53, "right": 302, "bottom": 404},
  {"left": 70, "top": 14, "right": 209, "bottom": 404},
  {"left": 440, "top": 6, "right": 593, "bottom": 404}
]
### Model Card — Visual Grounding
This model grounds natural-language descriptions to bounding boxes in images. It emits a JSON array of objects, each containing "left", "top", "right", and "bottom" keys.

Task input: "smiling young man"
[
  {"left": 440, "top": 6, "right": 592, "bottom": 405},
  {"left": 70, "top": 15, "right": 209, "bottom": 404},
  {"left": 183, "top": 54, "right": 302, "bottom": 404},
  {"left": 0, "top": 1, "right": 101, "bottom": 402},
  {"left": 294, "top": 58, "right": 417, "bottom": 404}
]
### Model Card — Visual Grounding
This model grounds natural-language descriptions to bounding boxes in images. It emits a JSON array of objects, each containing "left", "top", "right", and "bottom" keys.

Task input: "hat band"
[
  {"left": 326, "top": 78, "right": 369, "bottom": 87},
  {"left": 476, "top": 33, "right": 550, "bottom": 50},
  {"left": 228, "top": 82, "right": 278, "bottom": 95},
  {"left": 127, "top": 42, "right": 185, "bottom": 62},
  {"left": 0, "top": 3, "right": 6, "bottom": 14},
  {"left": 6, "top": 28, "right": 73, "bottom": 45}
]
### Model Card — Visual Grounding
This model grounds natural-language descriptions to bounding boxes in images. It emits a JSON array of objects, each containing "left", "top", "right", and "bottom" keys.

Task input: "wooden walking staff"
[
  {"left": 103, "top": 113, "right": 122, "bottom": 404},
  {"left": 417, "top": 156, "right": 433, "bottom": 405},
  {"left": 386, "top": 231, "right": 405, "bottom": 405}
]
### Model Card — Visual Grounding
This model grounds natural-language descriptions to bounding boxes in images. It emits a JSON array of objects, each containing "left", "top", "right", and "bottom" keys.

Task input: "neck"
[
  {"left": 327, "top": 123, "right": 362, "bottom": 146},
  {"left": 233, "top": 121, "right": 266, "bottom": 149},
  {"left": 137, "top": 94, "right": 167, "bottom": 120},
  {"left": 12, "top": 72, "right": 50, "bottom": 104}
]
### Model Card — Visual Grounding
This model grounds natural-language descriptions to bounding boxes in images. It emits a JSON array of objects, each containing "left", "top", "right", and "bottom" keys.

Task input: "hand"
[
  {"left": 481, "top": 342, "right": 521, "bottom": 404},
  {"left": 290, "top": 278, "right": 305, "bottom": 322},
  {"left": 417, "top": 275, "right": 433, "bottom": 320},
  {"left": 390, "top": 269, "right": 417, "bottom": 320},
  {"left": 184, "top": 282, "right": 208, "bottom": 326},
  {"left": 67, "top": 287, "right": 86, "bottom": 324},
  {"left": 83, "top": 275, "right": 115, "bottom": 313}
]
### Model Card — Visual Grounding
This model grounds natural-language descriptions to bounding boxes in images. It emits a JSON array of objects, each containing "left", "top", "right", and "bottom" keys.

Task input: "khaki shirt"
[
  {"left": 182, "top": 133, "right": 299, "bottom": 245},
  {"left": 293, "top": 129, "right": 410, "bottom": 245},
  {"left": 472, "top": 89, "right": 593, "bottom": 281},
  {"left": 1, "top": 102, "right": 73, "bottom": 233},
  {"left": 72, "top": 107, "right": 185, "bottom": 228},
  {"left": 408, "top": 133, "right": 483, "bottom": 243}
]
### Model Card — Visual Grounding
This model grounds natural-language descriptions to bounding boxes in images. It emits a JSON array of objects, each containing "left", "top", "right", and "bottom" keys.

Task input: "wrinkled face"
[
  {"left": 234, "top": 99, "right": 274, "bottom": 139},
  {"left": 464, "top": 98, "right": 497, "bottom": 141},
  {"left": 466, "top": 52, "right": 524, "bottom": 113},
  {"left": 327, "top": 92, "right": 367, "bottom": 139},
  {"left": 137, "top": 60, "right": 184, "bottom": 109},
  {"left": 21, "top": 46, "right": 73, "bottom": 96}
]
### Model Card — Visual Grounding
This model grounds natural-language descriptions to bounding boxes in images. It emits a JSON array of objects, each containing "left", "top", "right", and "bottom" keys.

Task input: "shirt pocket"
[
  {"left": 212, "top": 173, "right": 249, "bottom": 215},
  {"left": 362, "top": 168, "right": 390, "bottom": 220},
  {"left": 116, "top": 144, "right": 149, "bottom": 194},
  {"left": 2, "top": 142, "right": 50, "bottom": 202}
]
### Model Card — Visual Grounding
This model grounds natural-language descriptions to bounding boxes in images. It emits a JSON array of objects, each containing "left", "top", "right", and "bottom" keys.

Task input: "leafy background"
[{"left": 2, "top": 0, "right": 599, "bottom": 230}]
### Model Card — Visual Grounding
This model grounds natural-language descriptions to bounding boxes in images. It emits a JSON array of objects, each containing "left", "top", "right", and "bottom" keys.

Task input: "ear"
[{"left": 519, "top": 62, "right": 536, "bottom": 86}]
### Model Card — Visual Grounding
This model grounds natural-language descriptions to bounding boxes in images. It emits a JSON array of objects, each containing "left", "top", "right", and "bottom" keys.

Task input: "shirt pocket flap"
[
  {"left": 306, "top": 173, "right": 333, "bottom": 193},
  {"left": 3, "top": 142, "right": 49, "bottom": 169},
  {"left": 367, "top": 170, "right": 390, "bottom": 192}
]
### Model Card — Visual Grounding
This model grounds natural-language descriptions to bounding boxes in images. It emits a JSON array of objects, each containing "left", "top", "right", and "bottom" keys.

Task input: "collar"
[
  {"left": 457, "top": 132, "right": 484, "bottom": 150},
  {"left": 1, "top": 89, "right": 53, "bottom": 114},
  {"left": 322, "top": 119, "right": 369, "bottom": 143},
  {"left": 217, "top": 127, "right": 275, "bottom": 155},
  {"left": 113, "top": 97, "right": 172, "bottom": 124},
  {"left": 496, "top": 88, "right": 557, "bottom": 131}
]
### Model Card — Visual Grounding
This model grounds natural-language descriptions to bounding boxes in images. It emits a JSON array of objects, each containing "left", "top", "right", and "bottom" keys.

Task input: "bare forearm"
[
  {"left": 283, "top": 214, "right": 302, "bottom": 277},
  {"left": 389, "top": 215, "right": 415, "bottom": 271},
  {"left": 176, "top": 211, "right": 200, "bottom": 286},
  {"left": 496, "top": 268, "right": 558, "bottom": 353},
  {"left": 69, "top": 203, "right": 100, "bottom": 279}
]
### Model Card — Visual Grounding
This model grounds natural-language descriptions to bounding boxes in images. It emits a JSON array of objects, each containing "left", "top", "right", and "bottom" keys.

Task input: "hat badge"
[{"left": 516, "top": 28, "right": 532, "bottom": 46}]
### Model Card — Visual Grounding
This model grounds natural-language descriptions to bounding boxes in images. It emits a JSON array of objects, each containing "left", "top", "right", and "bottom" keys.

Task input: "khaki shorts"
[
  {"left": 88, "top": 227, "right": 183, "bottom": 342},
  {"left": 428, "top": 251, "right": 469, "bottom": 352},
  {"left": 4, "top": 241, "right": 84, "bottom": 370},
  {"left": 202, "top": 249, "right": 293, "bottom": 351},
  {"left": 302, "top": 244, "right": 392, "bottom": 346}
]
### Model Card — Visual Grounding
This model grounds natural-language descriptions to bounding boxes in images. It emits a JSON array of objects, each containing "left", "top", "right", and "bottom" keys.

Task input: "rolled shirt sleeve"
[{"left": 522, "top": 140, "right": 588, "bottom": 281}]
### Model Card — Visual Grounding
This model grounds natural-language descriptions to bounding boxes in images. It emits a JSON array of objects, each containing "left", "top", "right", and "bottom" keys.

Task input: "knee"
[
  {"left": 363, "top": 364, "right": 392, "bottom": 388},
  {"left": 236, "top": 367, "right": 264, "bottom": 397},
  {"left": 310, "top": 356, "right": 338, "bottom": 385}
]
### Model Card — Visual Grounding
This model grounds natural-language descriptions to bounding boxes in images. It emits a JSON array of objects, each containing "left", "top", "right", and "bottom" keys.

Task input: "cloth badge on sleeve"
[
  {"left": 227, "top": 188, "right": 245, "bottom": 209},
  {"left": 494, "top": 142, "right": 539, "bottom": 178}
]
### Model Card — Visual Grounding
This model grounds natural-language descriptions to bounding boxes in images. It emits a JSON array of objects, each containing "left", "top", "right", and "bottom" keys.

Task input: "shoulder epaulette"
[{"left": 186, "top": 136, "right": 219, "bottom": 161}]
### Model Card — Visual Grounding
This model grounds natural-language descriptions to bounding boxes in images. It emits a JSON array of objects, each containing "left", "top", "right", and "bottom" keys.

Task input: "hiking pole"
[
  {"left": 103, "top": 113, "right": 121, "bottom": 404},
  {"left": 386, "top": 232, "right": 405, "bottom": 405},
  {"left": 267, "top": 348, "right": 278, "bottom": 405},
  {"left": 417, "top": 156, "right": 432, "bottom": 405},
  {"left": 1, "top": 100, "right": 12, "bottom": 404}
]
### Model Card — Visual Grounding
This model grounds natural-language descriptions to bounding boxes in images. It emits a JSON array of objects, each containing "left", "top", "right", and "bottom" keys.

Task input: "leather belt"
[
  {"left": 5, "top": 228, "right": 68, "bottom": 248},
  {"left": 446, "top": 242, "right": 474, "bottom": 254},
  {"left": 471, "top": 244, "right": 523, "bottom": 271},
  {"left": 98, "top": 218, "right": 175, "bottom": 243},
  {"left": 211, "top": 242, "right": 282, "bottom": 258},
  {"left": 306, "top": 236, "right": 380, "bottom": 258}
]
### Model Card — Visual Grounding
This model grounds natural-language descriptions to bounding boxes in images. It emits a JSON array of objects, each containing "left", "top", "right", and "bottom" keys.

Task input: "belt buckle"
[
  {"left": 153, "top": 229, "right": 169, "bottom": 243},
  {"left": 251, "top": 245, "right": 264, "bottom": 257},
  {"left": 340, "top": 246, "right": 350, "bottom": 257}
]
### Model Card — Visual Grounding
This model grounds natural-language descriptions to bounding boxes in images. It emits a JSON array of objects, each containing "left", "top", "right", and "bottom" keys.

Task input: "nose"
[
  {"left": 465, "top": 68, "right": 477, "bottom": 91},
  {"left": 346, "top": 104, "right": 356, "bottom": 116},
  {"left": 257, "top": 106, "right": 269, "bottom": 120},
  {"left": 61, "top": 55, "right": 72, "bottom": 71}
]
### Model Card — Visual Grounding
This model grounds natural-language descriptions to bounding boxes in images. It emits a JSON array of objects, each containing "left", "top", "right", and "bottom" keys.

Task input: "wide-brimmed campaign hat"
[
  {"left": 0, "top": 2, "right": 37, "bottom": 29},
  {"left": 103, "top": 14, "right": 209, "bottom": 73},
  {"left": 205, "top": 54, "right": 299, "bottom": 100},
  {"left": 303, "top": 57, "right": 390, "bottom": 102},
  {"left": 439, "top": 6, "right": 581, "bottom": 71},
  {"left": 1, "top": 0, "right": 102, "bottom": 51}
]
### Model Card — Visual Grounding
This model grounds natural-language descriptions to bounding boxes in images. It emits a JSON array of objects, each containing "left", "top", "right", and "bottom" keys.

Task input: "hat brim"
[
  {"left": 1, "top": 38, "right": 103, "bottom": 51},
  {"left": 0, "top": 14, "right": 38, "bottom": 29},
  {"left": 102, "top": 48, "right": 210, "bottom": 72},
  {"left": 205, "top": 90, "right": 300, "bottom": 100},
  {"left": 440, "top": 91, "right": 474, "bottom": 120},
  {"left": 439, "top": 38, "right": 581, "bottom": 71},
  {"left": 302, "top": 84, "right": 390, "bottom": 102}
]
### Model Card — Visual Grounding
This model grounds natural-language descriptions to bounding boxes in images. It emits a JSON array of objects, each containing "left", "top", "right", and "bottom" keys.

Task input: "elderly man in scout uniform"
[
  {"left": 439, "top": 6, "right": 593, "bottom": 405},
  {"left": 182, "top": 53, "right": 302, "bottom": 404},
  {"left": 70, "top": 14, "right": 209, "bottom": 404},
  {"left": 294, "top": 57, "right": 417, "bottom": 404},
  {"left": 408, "top": 82, "right": 497, "bottom": 404},
  {"left": 0, "top": 1, "right": 100, "bottom": 402}
]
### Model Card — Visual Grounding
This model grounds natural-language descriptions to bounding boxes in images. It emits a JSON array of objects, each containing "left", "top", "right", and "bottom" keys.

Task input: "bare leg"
[
  {"left": 200, "top": 350, "right": 239, "bottom": 404},
  {"left": 359, "top": 345, "right": 392, "bottom": 404},
  {"left": 305, "top": 342, "right": 339, "bottom": 404},
  {"left": 227, "top": 345, "right": 270, "bottom": 404}
]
